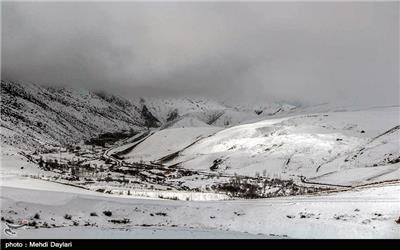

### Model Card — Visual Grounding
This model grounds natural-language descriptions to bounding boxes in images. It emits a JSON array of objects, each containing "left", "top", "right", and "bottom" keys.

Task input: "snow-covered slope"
[
  {"left": 117, "top": 106, "right": 399, "bottom": 186},
  {"left": 119, "top": 127, "right": 221, "bottom": 163}
]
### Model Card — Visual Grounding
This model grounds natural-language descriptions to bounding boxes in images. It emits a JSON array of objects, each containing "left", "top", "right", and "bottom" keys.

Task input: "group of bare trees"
[{"left": 214, "top": 173, "right": 328, "bottom": 199}]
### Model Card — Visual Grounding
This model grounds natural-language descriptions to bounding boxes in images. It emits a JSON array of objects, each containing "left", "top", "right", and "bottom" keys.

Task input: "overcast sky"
[{"left": 2, "top": 2, "right": 399, "bottom": 106}]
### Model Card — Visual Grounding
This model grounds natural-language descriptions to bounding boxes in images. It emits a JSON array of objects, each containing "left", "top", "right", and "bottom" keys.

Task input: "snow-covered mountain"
[
  {"left": 132, "top": 97, "right": 296, "bottom": 129},
  {"left": 0, "top": 80, "right": 295, "bottom": 150},
  {"left": 1, "top": 80, "right": 144, "bottom": 149}
]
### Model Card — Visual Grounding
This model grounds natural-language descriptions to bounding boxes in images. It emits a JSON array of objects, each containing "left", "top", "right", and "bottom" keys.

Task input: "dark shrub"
[
  {"left": 109, "top": 218, "right": 130, "bottom": 224},
  {"left": 103, "top": 211, "right": 112, "bottom": 217}
]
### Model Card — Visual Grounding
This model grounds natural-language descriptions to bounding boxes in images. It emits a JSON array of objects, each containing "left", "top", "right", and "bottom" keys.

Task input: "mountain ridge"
[{"left": 0, "top": 80, "right": 295, "bottom": 150}]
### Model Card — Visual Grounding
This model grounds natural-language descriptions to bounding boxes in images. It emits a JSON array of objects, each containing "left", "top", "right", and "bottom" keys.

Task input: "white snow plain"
[{"left": 1, "top": 174, "right": 399, "bottom": 239}]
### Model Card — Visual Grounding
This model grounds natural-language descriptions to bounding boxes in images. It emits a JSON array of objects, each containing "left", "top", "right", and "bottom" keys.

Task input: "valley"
[{"left": 1, "top": 80, "right": 399, "bottom": 238}]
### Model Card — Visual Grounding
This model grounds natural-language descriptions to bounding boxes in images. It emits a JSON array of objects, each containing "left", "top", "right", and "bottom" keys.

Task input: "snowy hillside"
[
  {"left": 114, "top": 106, "right": 400, "bottom": 187},
  {"left": 120, "top": 127, "right": 221, "bottom": 163}
]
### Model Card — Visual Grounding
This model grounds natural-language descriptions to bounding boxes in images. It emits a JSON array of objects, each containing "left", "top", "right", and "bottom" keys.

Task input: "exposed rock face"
[{"left": 141, "top": 105, "right": 160, "bottom": 128}]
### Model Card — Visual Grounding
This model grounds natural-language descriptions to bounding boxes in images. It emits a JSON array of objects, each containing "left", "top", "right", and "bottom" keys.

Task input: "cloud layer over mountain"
[{"left": 2, "top": 2, "right": 398, "bottom": 105}]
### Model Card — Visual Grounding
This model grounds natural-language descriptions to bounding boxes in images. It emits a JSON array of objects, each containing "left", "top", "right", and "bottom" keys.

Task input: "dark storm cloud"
[{"left": 1, "top": 2, "right": 399, "bottom": 105}]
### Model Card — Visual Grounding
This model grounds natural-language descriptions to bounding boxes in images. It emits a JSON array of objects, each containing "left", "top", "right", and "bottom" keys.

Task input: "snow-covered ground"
[
  {"left": 1, "top": 173, "right": 399, "bottom": 239},
  {"left": 7, "top": 226, "right": 273, "bottom": 239}
]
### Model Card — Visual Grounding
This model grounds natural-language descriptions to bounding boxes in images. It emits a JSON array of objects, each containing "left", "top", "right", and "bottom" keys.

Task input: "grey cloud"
[{"left": 1, "top": 2, "right": 399, "bottom": 106}]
